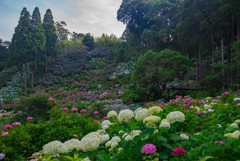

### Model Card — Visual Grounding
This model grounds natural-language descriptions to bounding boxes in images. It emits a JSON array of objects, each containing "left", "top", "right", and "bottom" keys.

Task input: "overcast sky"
[{"left": 0, "top": 0, "right": 125, "bottom": 41}]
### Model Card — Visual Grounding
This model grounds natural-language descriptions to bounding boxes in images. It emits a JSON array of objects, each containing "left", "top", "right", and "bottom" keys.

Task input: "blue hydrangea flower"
[{"left": 0, "top": 153, "right": 5, "bottom": 160}]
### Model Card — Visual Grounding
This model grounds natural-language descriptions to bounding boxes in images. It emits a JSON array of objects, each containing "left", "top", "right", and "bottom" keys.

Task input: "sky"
[{"left": 0, "top": 0, "right": 125, "bottom": 41}]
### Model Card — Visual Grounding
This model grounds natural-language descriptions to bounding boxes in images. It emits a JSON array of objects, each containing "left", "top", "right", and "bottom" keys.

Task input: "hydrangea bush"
[{"left": 1, "top": 92, "right": 240, "bottom": 160}]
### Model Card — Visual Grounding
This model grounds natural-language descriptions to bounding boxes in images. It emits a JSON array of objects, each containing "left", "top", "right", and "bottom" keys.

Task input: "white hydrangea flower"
[
  {"left": 101, "top": 120, "right": 111, "bottom": 127},
  {"left": 63, "top": 139, "right": 81, "bottom": 152},
  {"left": 230, "top": 123, "right": 239, "bottom": 128},
  {"left": 134, "top": 107, "right": 143, "bottom": 114},
  {"left": 204, "top": 104, "right": 211, "bottom": 109},
  {"left": 96, "top": 129, "right": 106, "bottom": 135},
  {"left": 130, "top": 130, "right": 141, "bottom": 138},
  {"left": 231, "top": 131, "right": 240, "bottom": 139},
  {"left": 102, "top": 125, "right": 109, "bottom": 130},
  {"left": 125, "top": 135, "right": 133, "bottom": 141},
  {"left": 102, "top": 134, "right": 110, "bottom": 143},
  {"left": 159, "top": 122, "right": 170, "bottom": 128},
  {"left": 194, "top": 106, "right": 201, "bottom": 112},
  {"left": 119, "top": 130, "right": 124, "bottom": 134},
  {"left": 122, "top": 133, "right": 128, "bottom": 138},
  {"left": 143, "top": 116, "right": 161, "bottom": 127},
  {"left": 111, "top": 136, "right": 121, "bottom": 143},
  {"left": 166, "top": 111, "right": 185, "bottom": 124},
  {"left": 56, "top": 144, "right": 68, "bottom": 154},
  {"left": 135, "top": 109, "right": 149, "bottom": 121},
  {"left": 111, "top": 142, "right": 118, "bottom": 149},
  {"left": 148, "top": 106, "right": 163, "bottom": 115},
  {"left": 154, "top": 129, "right": 159, "bottom": 134},
  {"left": 105, "top": 141, "right": 111, "bottom": 147},
  {"left": 118, "top": 148, "right": 123, "bottom": 153},
  {"left": 180, "top": 134, "right": 189, "bottom": 141},
  {"left": 217, "top": 124, "right": 222, "bottom": 128},
  {"left": 107, "top": 110, "right": 118, "bottom": 118},
  {"left": 118, "top": 109, "right": 134, "bottom": 122},
  {"left": 43, "top": 140, "right": 66, "bottom": 154},
  {"left": 80, "top": 132, "right": 102, "bottom": 152},
  {"left": 84, "top": 157, "right": 91, "bottom": 161},
  {"left": 235, "top": 120, "right": 240, "bottom": 124}
]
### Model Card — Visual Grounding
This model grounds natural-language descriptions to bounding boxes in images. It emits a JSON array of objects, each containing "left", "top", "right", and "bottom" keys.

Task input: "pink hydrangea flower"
[
  {"left": 222, "top": 92, "right": 230, "bottom": 96},
  {"left": 214, "top": 141, "right": 223, "bottom": 144},
  {"left": 48, "top": 97, "right": 55, "bottom": 101},
  {"left": 4, "top": 124, "right": 13, "bottom": 129},
  {"left": 63, "top": 107, "right": 68, "bottom": 111},
  {"left": 73, "top": 134, "right": 78, "bottom": 138},
  {"left": 2, "top": 132, "right": 9, "bottom": 136},
  {"left": 27, "top": 117, "right": 33, "bottom": 121},
  {"left": 103, "top": 116, "right": 108, "bottom": 119},
  {"left": 12, "top": 122, "right": 21, "bottom": 126},
  {"left": 72, "top": 108, "right": 78, "bottom": 112},
  {"left": 93, "top": 111, "right": 99, "bottom": 115},
  {"left": 141, "top": 144, "right": 156, "bottom": 154},
  {"left": 97, "top": 122, "right": 101, "bottom": 125},
  {"left": 80, "top": 109, "right": 86, "bottom": 113},
  {"left": 125, "top": 120, "right": 130, "bottom": 123},
  {"left": 172, "top": 147, "right": 185, "bottom": 156}
]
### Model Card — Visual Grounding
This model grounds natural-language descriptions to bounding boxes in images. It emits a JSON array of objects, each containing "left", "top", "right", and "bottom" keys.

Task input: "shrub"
[
  {"left": 10, "top": 93, "right": 53, "bottom": 123},
  {"left": 0, "top": 106, "right": 99, "bottom": 160}
]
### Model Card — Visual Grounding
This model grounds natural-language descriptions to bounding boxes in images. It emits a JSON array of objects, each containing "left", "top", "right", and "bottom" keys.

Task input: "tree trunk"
[
  {"left": 221, "top": 37, "right": 225, "bottom": 91},
  {"left": 24, "top": 64, "right": 27, "bottom": 90},
  {"left": 19, "top": 66, "right": 22, "bottom": 84},
  {"left": 31, "top": 70, "right": 34, "bottom": 89},
  {"left": 45, "top": 59, "right": 47, "bottom": 75},
  {"left": 232, "top": 16, "right": 234, "bottom": 42},
  {"left": 237, "top": 17, "right": 240, "bottom": 41},
  {"left": 198, "top": 44, "right": 202, "bottom": 88},
  {"left": 196, "top": 53, "right": 199, "bottom": 84},
  {"left": 211, "top": 34, "right": 215, "bottom": 73}
]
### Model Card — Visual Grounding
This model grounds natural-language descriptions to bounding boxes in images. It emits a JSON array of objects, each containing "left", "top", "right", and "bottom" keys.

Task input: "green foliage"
[
  {"left": 82, "top": 33, "right": 94, "bottom": 50},
  {"left": 124, "top": 49, "right": 190, "bottom": 103},
  {"left": 0, "top": 105, "right": 99, "bottom": 160},
  {"left": 30, "top": 7, "right": 46, "bottom": 73},
  {"left": 43, "top": 9, "right": 58, "bottom": 58},
  {"left": 8, "top": 7, "right": 32, "bottom": 67},
  {"left": 87, "top": 101, "right": 109, "bottom": 118},
  {"left": 95, "top": 34, "right": 119, "bottom": 47},
  {"left": 10, "top": 93, "right": 52, "bottom": 123},
  {"left": 55, "top": 21, "right": 70, "bottom": 42}
]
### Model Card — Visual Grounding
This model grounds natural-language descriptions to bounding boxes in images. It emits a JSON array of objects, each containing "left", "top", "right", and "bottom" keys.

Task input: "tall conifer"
[
  {"left": 30, "top": 7, "right": 46, "bottom": 88},
  {"left": 43, "top": 9, "right": 57, "bottom": 74},
  {"left": 9, "top": 7, "right": 32, "bottom": 89}
]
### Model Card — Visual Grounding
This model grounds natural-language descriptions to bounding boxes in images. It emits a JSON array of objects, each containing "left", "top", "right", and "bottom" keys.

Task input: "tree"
[
  {"left": 142, "top": 0, "right": 182, "bottom": 50},
  {"left": 123, "top": 49, "right": 189, "bottom": 103},
  {"left": 117, "top": 0, "right": 149, "bottom": 44},
  {"left": 30, "top": 7, "right": 46, "bottom": 88},
  {"left": 43, "top": 9, "right": 57, "bottom": 74},
  {"left": 8, "top": 7, "right": 33, "bottom": 89},
  {"left": 55, "top": 21, "right": 70, "bottom": 42},
  {"left": 0, "top": 39, "right": 9, "bottom": 71},
  {"left": 82, "top": 33, "right": 94, "bottom": 50}
]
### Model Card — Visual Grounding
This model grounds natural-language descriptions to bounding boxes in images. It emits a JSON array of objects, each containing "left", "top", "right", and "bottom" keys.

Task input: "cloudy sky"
[{"left": 0, "top": 0, "right": 125, "bottom": 41}]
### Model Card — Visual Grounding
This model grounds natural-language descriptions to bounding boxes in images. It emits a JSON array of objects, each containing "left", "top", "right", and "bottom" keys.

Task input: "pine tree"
[
  {"left": 30, "top": 7, "right": 46, "bottom": 88},
  {"left": 43, "top": 9, "right": 57, "bottom": 75},
  {"left": 8, "top": 7, "right": 32, "bottom": 89}
]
